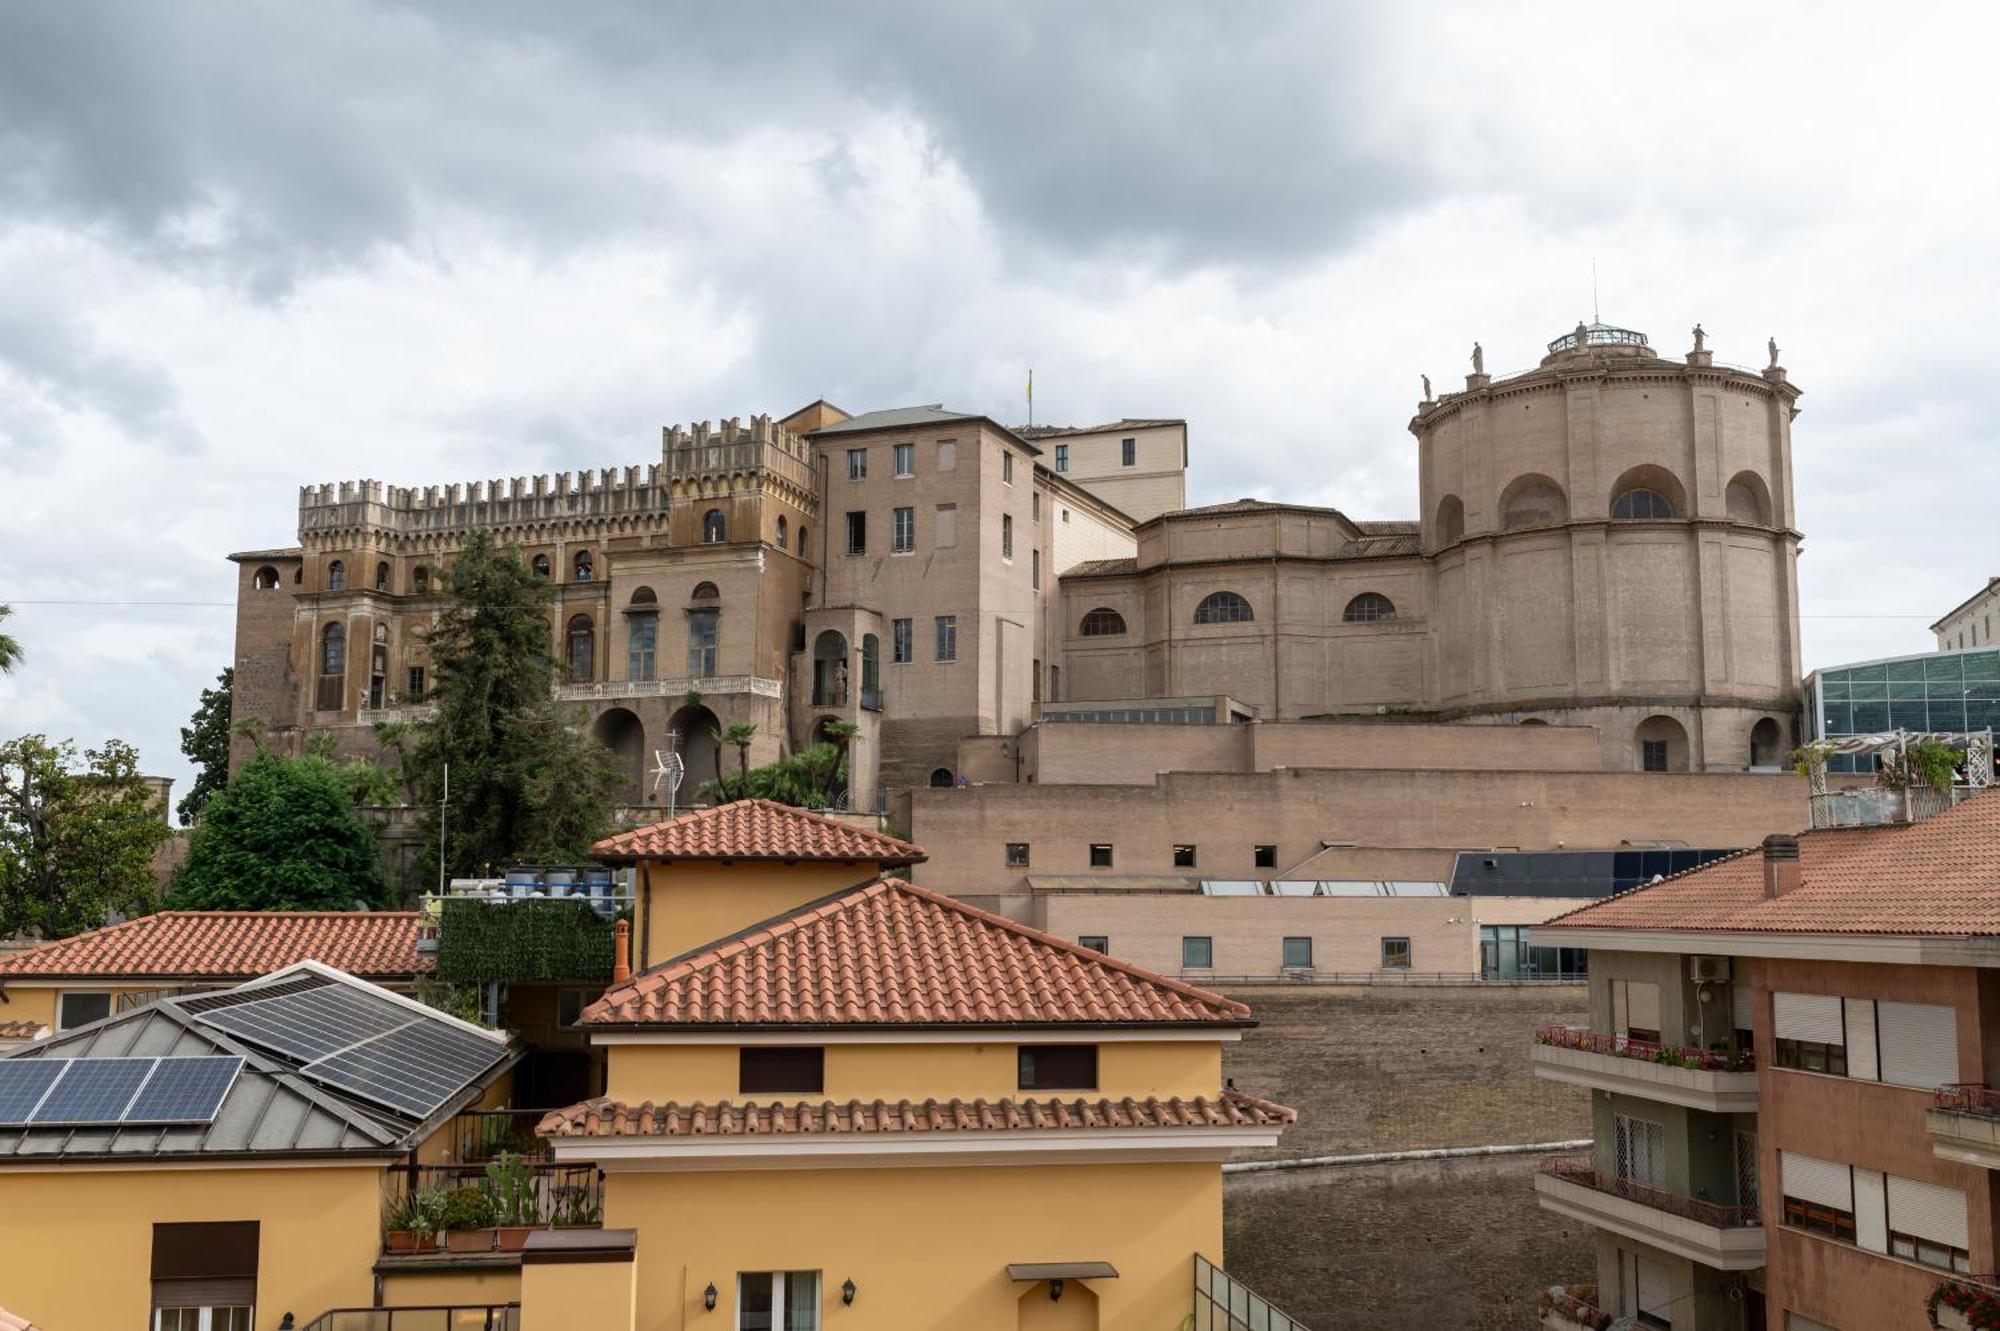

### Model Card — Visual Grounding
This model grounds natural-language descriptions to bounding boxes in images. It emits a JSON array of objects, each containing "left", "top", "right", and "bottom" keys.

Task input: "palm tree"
[
  {"left": 717, "top": 722, "right": 758, "bottom": 800},
  {"left": 820, "top": 719, "right": 860, "bottom": 807},
  {"left": 0, "top": 605, "right": 19, "bottom": 674}
]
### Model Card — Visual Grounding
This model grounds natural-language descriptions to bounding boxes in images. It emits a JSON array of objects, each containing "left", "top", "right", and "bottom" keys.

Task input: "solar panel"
[
  {"left": 194, "top": 980, "right": 412, "bottom": 1062},
  {"left": 29, "top": 1058, "right": 155, "bottom": 1125},
  {"left": 306, "top": 1021, "right": 507, "bottom": 1120},
  {"left": 0, "top": 1061, "right": 67, "bottom": 1124},
  {"left": 125, "top": 1057, "right": 243, "bottom": 1124}
]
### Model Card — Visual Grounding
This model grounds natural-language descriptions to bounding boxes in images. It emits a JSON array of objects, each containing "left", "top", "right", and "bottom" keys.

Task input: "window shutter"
[
  {"left": 1628, "top": 982, "right": 1662, "bottom": 1033},
  {"left": 1854, "top": 1167, "right": 1888, "bottom": 1253},
  {"left": 1636, "top": 1257, "right": 1672, "bottom": 1320},
  {"left": 1877, "top": 1001, "right": 1959, "bottom": 1089},
  {"left": 1731, "top": 984, "right": 1753, "bottom": 1033},
  {"left": 1781, "top": 1151, "right": 1853, "bottom": 1209},
  {"left": 1844, "top": 998, "right": 1880, "bottom": 1081},
  {"left": 1887, "top": 1174, "right": 1969, "bottom": 1249},
  {"left": 1613, "top": 982, "right": 1629, "bottom": 1036},
  {"left": 1773, "top": 992, "right": 1844, "bottom": 1045}
]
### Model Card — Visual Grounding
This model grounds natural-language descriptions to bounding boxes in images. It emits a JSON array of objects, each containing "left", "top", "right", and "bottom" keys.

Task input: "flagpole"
[{"left": 1027, "top": 367, "right": 1033, "bottom": 429}]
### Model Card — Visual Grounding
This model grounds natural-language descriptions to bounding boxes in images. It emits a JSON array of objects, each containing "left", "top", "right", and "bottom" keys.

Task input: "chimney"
[
  {"left": 1761, "top": 833, "right": 1802, "bottom": 897},
  {"left": 612, "top": 918, "right": 632, "bottom": 983}
]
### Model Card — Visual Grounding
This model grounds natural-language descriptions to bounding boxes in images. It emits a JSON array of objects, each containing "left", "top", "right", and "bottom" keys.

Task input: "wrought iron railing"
[
  {"left": 1535, "top": 1024, "right": 1755, "bottom": 1072},
  {"left": 861, "top": 685, "right": 883, "bottom": 711},
  {"left": 1193, "top": 1253, "right": 1311, "bottom": 1330},
  {"left": 385, "top": 1162, "right": 602, "bottom": 1238},
  {"left": 443, "top": 1109, "right": 554, "bottom": 1163},
  {"left": 1538, "top": 1283, "right": 1613, "bottom": 1330},
  {"left": 1934, "top": 1084, "right": 2000, "bottom": 1117},
  {"left": 299, "top": 1306, "right": 520, "bottom": 1331},
  {"left": 1538, "top": 1155, "right": 1762, "bottom": 1229}
]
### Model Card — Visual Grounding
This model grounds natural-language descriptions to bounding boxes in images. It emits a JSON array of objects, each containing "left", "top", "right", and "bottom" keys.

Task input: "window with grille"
[
  {"left": 1614, "top": 1113, "right": 1667, "bottom": 1188},
  {"left": 1641, "top": 740, "right": 1669, "bottom": 772},
  {"left": 1612, "top": 488, "right": 1675, "bottom": 519},
  {"left": 1194, "top": 591, "right": 1253, "bottom": 624},
  {"left": 1080, "top": 608, "right": 1126, "bottom": 636},
  {"left": 1343, "top": 593, "right": 1396, "bottom": 622}
]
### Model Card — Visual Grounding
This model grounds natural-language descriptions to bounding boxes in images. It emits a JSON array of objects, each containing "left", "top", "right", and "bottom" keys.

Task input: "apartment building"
[
  {"left": 1528, "top": 788, "right": 2000, "bottom": 1331},
  {"left": 1016, "top": 418, "right": 1189, "bottom": 522}
]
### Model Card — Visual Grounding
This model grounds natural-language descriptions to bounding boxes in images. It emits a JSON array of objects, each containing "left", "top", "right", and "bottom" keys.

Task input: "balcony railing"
[
  {"left": 1193, "top": 1254, "right": 1311, "bottom": 1330},
  {"left": 385, "top": 1162, "right": 603, "bottom": 1245},
  {"left": 1538, "top": 1155, "right": 1761, "bottom": 1230},
  {"left": 1538, "top": 1283, "right": 1613, "bottom": 1330},
  {"left": 1931, "top": 1276, "right": 2000, "bottom": 1330},
  {"left": 861, "top": 685, "right": 883, "bottom": 712},
  {"left": 444, "top": 1109, "right": 554, "bottom": 1163},
  {"left": 1535, "top": 1024, "right": 1755, "bottom": 1072},
  {"left": 1935, "top": 1084, "right": 2000, "bottom": 1117},
  {"left": 300, "top": 1307, "right": 519, "bottom": 1331}
]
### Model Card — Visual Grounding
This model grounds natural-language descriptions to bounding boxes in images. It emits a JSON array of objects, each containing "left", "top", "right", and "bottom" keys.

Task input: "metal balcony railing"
[
  {"left": 1538, "top": 1283, "right": 1613, "bottom": 1330},
  {"left": 444, "top": 1109, "right": 555, "bottom": 1163},
  {"left": 1934, "top": 1084, "right": 2000, "bottom": 1117},
  {"left": 1538, "top": 1155, "right": 1762, "bottom": 1229},
  {"left": 1193, "top": 1253, "right": 1312, "bottom": 1330},
  {"left": 1535, "top": 1024, "right": 1755, "bottom": 1072},
  {"left": 299, "top": 1307, "right": 520, "bottom": 1331},
  {"left": 385, "top": 1162, "right": 603, "bottom": 1239}
]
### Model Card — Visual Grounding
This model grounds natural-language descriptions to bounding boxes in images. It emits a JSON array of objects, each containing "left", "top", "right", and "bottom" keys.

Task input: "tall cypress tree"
[{"left": 405, "top": 529, "right": 618, "bottom": 878}]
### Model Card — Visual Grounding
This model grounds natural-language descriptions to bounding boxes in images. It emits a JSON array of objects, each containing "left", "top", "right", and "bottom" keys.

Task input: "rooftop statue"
[
  {"left": 1470, "top": 343, "right": 1484, "bottom": 375},
  {"left": 1421, "top": 373, "right": 1432, "bottom": 401},
  {"left": 1768, "top": 337, "right": 1781, "bottom": 368},
  {"left": 1691, "top": 323, "right": 1706, "bottom": 353}
]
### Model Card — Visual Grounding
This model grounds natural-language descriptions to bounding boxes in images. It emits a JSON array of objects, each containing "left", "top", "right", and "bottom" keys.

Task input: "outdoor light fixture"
[
  {"left": 841, "top": 1279, "right": 857, "bottom": 1305},
  {"left": 704, "top": 1283, "right": 718, "bottom": 1311},
  {"left": 1049, "top": 1278, "right": 1065, "bottom": 1302}
]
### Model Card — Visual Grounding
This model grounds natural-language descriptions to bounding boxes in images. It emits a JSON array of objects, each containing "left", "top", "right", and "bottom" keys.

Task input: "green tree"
[
  {"left": 177, "top": 667, "right": 234, "bottom": 824},
  {"left": 0, "top": 605, "right": 19, "bottom": 674},
  {"left": 819, "top": 719, "right": 860, "bottom": 806},
  {"left": 717, "top": 722, "right": 758, "bottom": 799},
  {"left": 402, "top": 529, "right": 619, "bottom": 876},
  {"left": 0, "top": 735, "right": 169, "bottom": 939},
  {"left": 698, "top": 742, "right": 842, "bottom": 810},
  {"left": 167, "top": 751, "right": 391, "bottom": 910}
]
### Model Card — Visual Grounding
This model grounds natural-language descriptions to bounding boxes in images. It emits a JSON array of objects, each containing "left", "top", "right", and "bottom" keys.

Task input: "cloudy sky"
[{"left": 2, "top": 2, "right": 1995, "bottom": 811}]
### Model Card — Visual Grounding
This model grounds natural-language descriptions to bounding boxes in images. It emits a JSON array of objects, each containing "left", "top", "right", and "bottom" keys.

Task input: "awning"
[{"left": 1006, "top": 1263, "right": 1119, "bottom": 1282}]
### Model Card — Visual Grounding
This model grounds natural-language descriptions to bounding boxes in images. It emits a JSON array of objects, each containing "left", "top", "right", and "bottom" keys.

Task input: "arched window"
[
  {"left": 1343, "top": 593, "right": 1396, "bottom": 623},
  {"left": 861, "top": 633, "right": 881, "bottom": 708},
  {"left": 690, "top": 581, "right": 719, "bottom": 602},
  {"left": 1435, "top": 495, "right": 1465, "bottom": 546},
  {"left": 626, "top": 589, "right": 657, "bottom": 681},
  {"left": 252, "top": 566, "right": 279, "bottom": 590},
  {"left": 374, "top": 561, "right": 390, "bottom": 592},
  {"left": 531, "top": 554, "right": 551, "bottom": 579},
  {"left": 929, "top": 768, "right": 954, "bottom": 788},
  {"left": 1635, "top": 715, "right": 1689, "bottom": 773},
  {"left": 320, "top": 622, "right": 346, "bottom": 675},
  {"left": 813, "top": 630, "right": 850, "bottom": 707},
  {"left": 1750, "top": 717, "right": 1784, "bottom": 768},
  {"left": 574, "top": 549, "right": 594, "bottom": 582},
  {"left": 798, "top": 524, "right": 809, "bottom": 554},
  {"left": 1611, "top": 488, "right": 1675, "bottom": 520},
  {"left": 1726, "top": 471, "right": 1773, "bottom": 526},
  {"left": 629, "top": 586, "right": 657, "bottom": 606},
  {"left": 776, "top": 516, "right": 788, "bottom": 549},
  {"left": 566, "top": 614, "right": 594, "bottom": 683},
  {"left": 702, "top": 509, "right": 726, "bottom": 544},
  {"left": 1500, "top": 475, "right": 1568, "bottom": 530},
  {"left": 368, "top": 625, "right": 389, "bottom": 708},
  {"left": 1079, "top": 608, "right": 1127, "bottom": 637},
  {"left": 327, "top": 560, "right": 346, "bottom": 592},
  {"left": 413, "top": 565, "right": 431, "bottom": 593},
  {"left": 1194, "top": 591, "right": 1254, "bottom": 625}
]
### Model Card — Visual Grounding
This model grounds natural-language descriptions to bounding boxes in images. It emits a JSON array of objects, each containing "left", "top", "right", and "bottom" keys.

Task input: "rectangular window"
[
  {"left": 627, "top": 613, "right": 658, "bottom": 682},
  {"left": 845, "top": 511, "right": 867, "bottom": 555},
  {"left": 893, "top": 442, "right": 914, "bottom": 477},
  {"left": 1611, "top": 979, "right": 1663, "bottom": 1045},
  {"left": 1121, "top": 436, "right": 1136, "bottom": 467},
  {"left": 1773, "top": 991, "right": 1848, "bottom": 1076},
  {"left": 891, "top": 618, "right": 912, "bottom": 664},
  {"left": 1282, "top": 936, "right": 1313, "bottom": 969},
  {"left": 1078, "top": 935, "right": 1107, "bottom": 953},
  {"left": 406, "top": 666, "right": 425, "bottom": 698},
  {"left": 1006, "top": 843, "right": 1030, "bottom": 867},
  {"left": 1614, "top": 1113, "right": 1667, "bottom": 1188},
  {"left": 58, "top": 991, "right": 112, "bottom": 1029},
  {"left": 1182, "top": 936, "right": 1213, "bottom": 969},
  {"left": 1032, "top": 492, "right": 1041, "bottom": 520},
  {"left": 1031, "top": 548, "right": 1040, "bottom": 587},
  {"left": 1018, "top": 1044, "right": 1098, "bottom": 1091},
  {"left": 1254, "top": 844, "right": 1278, "bottom": 869},
  {"left": 1055, "top": 443, "right": 1068, "bottom": 472},
  {"left": 1003, "top": 451, "right": 1014, "bottom": 483},
  {"left": 152, "top": 1221, "right": 257, "bottom": 1330},
  {"left": 846, "top": 448, "right": 867, "bottom": 480},
  {"left": 737, "top": 1270, "right": 820, "bottom": 1331},
  {"left": 1089, "top": 843, "right": 1113, "bottom": 868},
  {"left": 686, "top": 608, "right": 718, "bottom": 678},
  {"left": 935, "top": 503, "right": 957, "bottom": 548},
  {"left": 738, "top": 1047, "right": 825, "bottom": 1095},
  {"left": 1641, "top": 740, "right": 1669, "bottom": 772},
  {"left": 1172, "top": 844, "right": 1196, "bottom": 868},
  {"left": 1002, "top": 514, "right": 1013, "bottom": 560},
  {"left": 1380, "top": 937, "right": 1412, "bottom": 969},
  {"left": 934, "top": 615, "right": 957, "bottom": 662},
  {"left": 892, "top": 506, "right": 915, "bottom": 553},
  {"left": 1032, "top": 658, "right": 1042, "bottom": 702}
]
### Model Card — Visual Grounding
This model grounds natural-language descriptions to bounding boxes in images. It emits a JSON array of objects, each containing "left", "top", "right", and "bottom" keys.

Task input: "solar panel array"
[
  {"left": 188, "top": 975, "right": 506, "bottom": 1120},
  {"left": 0, "top": 1056, "right": 243, "bottom": 1127}
]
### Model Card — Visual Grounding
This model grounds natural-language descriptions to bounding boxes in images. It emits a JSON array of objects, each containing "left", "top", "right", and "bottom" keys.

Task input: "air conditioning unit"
[{"left": 1689, "top": 955, "right": 1732, "bottom": 983}]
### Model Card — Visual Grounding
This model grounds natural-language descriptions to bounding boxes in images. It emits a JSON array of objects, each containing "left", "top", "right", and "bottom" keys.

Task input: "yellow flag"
[{"left": 1025, "top": 369, "right": 1033, "bottom": 402}]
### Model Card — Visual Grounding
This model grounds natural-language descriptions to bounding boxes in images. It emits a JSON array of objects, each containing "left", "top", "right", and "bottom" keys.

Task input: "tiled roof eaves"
[{"left": 1535, "top": 846, "right": 1759, "bottom": 927}]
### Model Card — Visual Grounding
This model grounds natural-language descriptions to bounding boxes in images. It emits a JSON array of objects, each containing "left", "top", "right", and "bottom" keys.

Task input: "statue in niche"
[
  {"left": 1691, "top": 323, "right": 1707, "bottom": 353},
  {"left": 1470, "top": 343, "right": 1484, "bottom": 375}
]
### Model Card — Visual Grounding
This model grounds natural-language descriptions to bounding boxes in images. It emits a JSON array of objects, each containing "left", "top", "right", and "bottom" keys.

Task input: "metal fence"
[
  {"left": 1193, "top": 1253, "right": 1311, "bottom": 1331},
  {"left": 1539, "top": 1155, "right": 1761, "bottom": 1229},
  {"left": 1535, "top": 1023, "right": 1755, "bottom": 1072},
  {"left": 1184, "top": 970, "right": 1584, "bottom": 987},
  {"left": 301, "top": 1307, "right": 519, "bottom": 1331}
]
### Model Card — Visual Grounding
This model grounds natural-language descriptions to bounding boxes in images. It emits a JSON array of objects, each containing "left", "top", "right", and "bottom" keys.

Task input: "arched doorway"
[
  {"left": 1635, "top": 715, "right": 1690, "bottom": 773},
  {"left": 668, "top": 703, "right": 723, "bottom": 802},
  {"left": 813, "top": 631, "right": 850, "bottom": 707},
  {"left": 591, "top": 708, "right": 645, "bottom": 805},
  {"left": 1750, "top": 717, "right": 1785, "bottom": 768}
]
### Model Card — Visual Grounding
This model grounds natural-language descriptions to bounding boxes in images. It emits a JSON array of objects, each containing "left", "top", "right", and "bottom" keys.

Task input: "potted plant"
[
  {"left": 485, "top": 1151, "right": 540, "bottom": 1250},
  {"left": 384, "top": 1187, "right": 448, "bottom": 1254},
  {"left": 551, "top": 1184, "right": 602, "bottom": 1229},
  {"left": 441, "top": 1184, "right": 500, "bottom": 1252}
]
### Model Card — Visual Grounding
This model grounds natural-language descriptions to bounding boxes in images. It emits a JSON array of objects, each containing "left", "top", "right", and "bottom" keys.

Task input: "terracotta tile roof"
[
  {"left": 1541, "top": 789, "right": 2000, "bottom": 936},
  {"left": 0, "top": 1021, "right": 46, "bottom": 1042},
  {"left": 0, "top": 911, "right": 428, "bottom": 980},
  {"left": 1062, "top": 557, "right": 1138, "bottom": 578},
  {"left": 584, "top": 876, "right": 1251, "bottom": 1027},
  {"left": 591, "top": 800, "right": 926, "bottom": 866},
  {"left": 538, "top": 1090, "right": 1294, "bottom": 1140}
]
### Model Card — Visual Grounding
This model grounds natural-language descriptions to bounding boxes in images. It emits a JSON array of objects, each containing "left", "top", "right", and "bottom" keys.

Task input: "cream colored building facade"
[
  {"left": 1018, "top": 418, "right": 1189, "bottom": 523},
  {"left": 1934, "top": 576, "right": 2000, "bottom": 651}
]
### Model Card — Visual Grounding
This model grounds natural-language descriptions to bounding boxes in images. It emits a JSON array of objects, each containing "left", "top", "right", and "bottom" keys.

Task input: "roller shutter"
[
  {"left": 1844, "top": 998, "right": 1880, "bottom": 1081},
  {"left": 1636, "top": 1256, "right": 1672, "bottom": 1325},
  {"left": 1854, "top": 1167, "right": 1888, "bottom": 1253},
  {"left": 1773, "top": 992, "right": 1844, "bottom": 1045},
  {"left": 1878, "top": 1001, "right": 1958, "bottom": 1089},
  {"left": 1887, "top": 1174, "right": 1969, "bottom": 1250},
  {"left": 1781, "top": 1151, "right": 1852, "bottom": 1209},
  {"left": 1628, "top": 982, "right": 1662, "bottom": 1035},
  {"left": 1731, "top": 984, "right": 1754, "bottom": 1034}
]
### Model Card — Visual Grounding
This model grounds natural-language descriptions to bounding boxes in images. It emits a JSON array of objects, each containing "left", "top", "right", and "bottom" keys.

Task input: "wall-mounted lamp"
[
  {"left": 279, "top": 1318, "right": 295, "bottom": 1331},
  {"left": 841, "top": 1278, "right": 857, "bottom": 1305},
  {"left": 704, "top": 1283, "right": 718, "bottom": 1312},
  {"left": 1049, "top": 1278, "right": 1065, "bottom": 1302}
]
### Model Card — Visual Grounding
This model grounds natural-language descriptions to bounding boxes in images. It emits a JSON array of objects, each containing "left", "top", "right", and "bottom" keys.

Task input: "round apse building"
[{"left": 1413, "top": 321, "right": 1804, "bottom": 772}]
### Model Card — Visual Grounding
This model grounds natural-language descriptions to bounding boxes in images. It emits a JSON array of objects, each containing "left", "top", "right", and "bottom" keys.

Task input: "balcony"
[
  {"left": 1928, "top": 1085, "right": 2000, "bottom": 1171},
  {"left": 1532, "top": 1025, "right": 1759, "bottom": 1113},
  {"left": 381, "top": 1161, "right": 602, "bottom": 1261},
  {"left": 301, "top": 1306, "right": 520, "bottom": 1331},
  {"left": 1535, "top": 1155, "right": 1765, "bottom": 1270},
  {"left": 1538, "top": 1283, "right": 1612, "bottom": 1330},
  {"left": 1930, "top": 1275, "right": 2000, "bottom": 1330},
  {"left": 556, "top": 674, "right": 781, "bottom": 703}
]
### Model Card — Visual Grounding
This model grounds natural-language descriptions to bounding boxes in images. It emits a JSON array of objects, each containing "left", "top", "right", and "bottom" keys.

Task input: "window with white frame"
[
  {"left": 1772, "top": 992, "right": 1958, "bottom": 1088},
  {"left": 934, "top": 615, "right": 956, "bottom": 662},
  {"left": 892, "top": 506, "right": 915, "bottom": 553},
  {"left": 1002, "top": 514, "right": 1013, "bottom": 560},
  {"left": 738, "top": 1270, "right": 820, "bottom": 1330},
  {"left": 1054, "top": 443, "right": 1068, "bottom": 472},
  {"left": 893, "top": 442, "right": 914, "bottom": 477},
  {"left": 846, "top": 448, "right": 867, "bottom": 480},
  {"left": 891, "top": 618, "right": 912, "bottom": 664}
]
